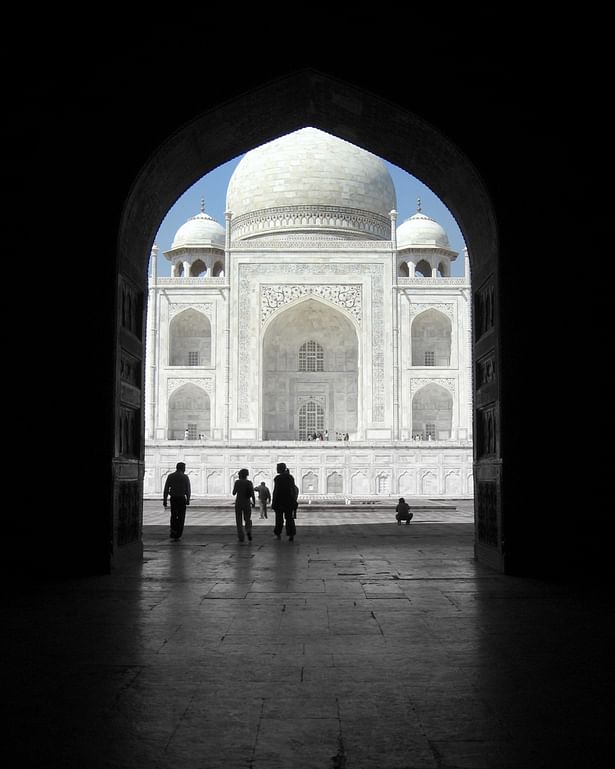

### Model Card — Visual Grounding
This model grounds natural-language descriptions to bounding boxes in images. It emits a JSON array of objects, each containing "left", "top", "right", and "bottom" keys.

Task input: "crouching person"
[{"left": 395, "top": 497, "right": 413, "bottom": 525}]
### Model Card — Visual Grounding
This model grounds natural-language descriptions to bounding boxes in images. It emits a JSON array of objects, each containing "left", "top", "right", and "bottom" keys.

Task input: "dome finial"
[
  {"left": 200, "top": 198, "right": 205, "bottom": 213},
  {"left": 417, "top": 197, "right": 422, "bottom": 213}
]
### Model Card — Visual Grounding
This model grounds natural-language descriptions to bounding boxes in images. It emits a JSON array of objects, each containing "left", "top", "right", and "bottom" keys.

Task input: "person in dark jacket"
[
  {"left": 272, "top": 462, "right": 297, "bottom": 542},
  {"left": 395, "top": 497, "right": 413, "bottom": 525},
  {"left": 232, "top": 468, "right": 255, "bottom": 542},
  {"left": 285, "top": 467, "right": 299, "bottom": 519},
  {"left": 163, "top": 462, "right": 191, "bottom": 541}
]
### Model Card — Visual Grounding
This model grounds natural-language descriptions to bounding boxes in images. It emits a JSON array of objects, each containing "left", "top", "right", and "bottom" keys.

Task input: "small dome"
[
  {"left": 226, "top": 127, "right": 396, "bottom": 241},
  {"left": 171, "top": 204, "right": 225, "bottom": 250},
  {"left": 397, "top": 208, "right": 451, "bottom": 251}
]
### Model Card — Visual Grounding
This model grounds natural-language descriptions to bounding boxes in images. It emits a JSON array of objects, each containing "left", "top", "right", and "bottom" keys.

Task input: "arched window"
[
  {"left": 399, "top": 261, "right": 409, "bottom": 277},
  {"left": 415, "top": 259, "right": 431, "bottom": 277},
  {"left": 298, "top": 340, "right": 324, "bottom": 372},
  {"left": 298, "top": 401, "right": 324, "bottom": 440},
  {"left": 190, "top": 259, "right": 207, "bottom": 277}
]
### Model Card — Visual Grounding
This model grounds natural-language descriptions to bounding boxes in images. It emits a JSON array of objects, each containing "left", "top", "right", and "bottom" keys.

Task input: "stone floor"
[{"left": 6, "top": 504, "right": 612, "bottom": 768}]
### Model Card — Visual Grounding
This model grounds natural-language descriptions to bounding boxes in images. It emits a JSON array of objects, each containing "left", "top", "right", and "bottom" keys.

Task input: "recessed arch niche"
[
  {"left": 412, "top": 383, "right": 453, "bottom": 439},
  {"left": 261, "top": 298, "right": 358, "bottom": 440},
  {"left": 411, "top": 309, "right": 452, "bottom": 366},
  {"left": 169, "top": 308, "right": 211, "bottom": 366},
  {"left": 167, "top": 383, "right": 211, "bottom": 440}
]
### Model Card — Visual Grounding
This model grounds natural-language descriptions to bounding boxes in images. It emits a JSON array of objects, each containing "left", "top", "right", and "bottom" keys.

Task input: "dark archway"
[
  {"left": 117, "top": 70, "right": 503, "bottom": 572},
  {"left": 7, "top": 38, "right": 608, "bottom": 769},
  {"left": 19, "top": 55, "right": 596, "bottom": 582}
]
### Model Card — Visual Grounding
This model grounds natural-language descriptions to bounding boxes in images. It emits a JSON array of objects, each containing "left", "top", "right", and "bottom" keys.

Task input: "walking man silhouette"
[{"left": 163, "top": 462, "right": 191, "bottom": 541}]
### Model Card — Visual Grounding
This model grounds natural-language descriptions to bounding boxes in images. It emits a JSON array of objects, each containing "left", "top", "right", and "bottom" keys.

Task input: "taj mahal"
[{"left": 143, "top": 127, "right": 473, "bottom": 500}]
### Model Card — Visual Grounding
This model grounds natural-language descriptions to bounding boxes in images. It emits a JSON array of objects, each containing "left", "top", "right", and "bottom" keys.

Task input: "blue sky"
[{"left": 152, "top": 153, "right": 467, "bottom": 278}]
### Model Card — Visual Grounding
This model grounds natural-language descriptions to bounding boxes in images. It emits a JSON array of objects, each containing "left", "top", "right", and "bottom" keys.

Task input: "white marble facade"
[{"left": 145, "top": 128, "right": 473, "bottom": 498}]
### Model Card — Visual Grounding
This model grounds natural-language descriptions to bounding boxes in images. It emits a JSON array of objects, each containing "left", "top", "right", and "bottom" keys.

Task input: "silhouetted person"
[
  {"left": 232, "top": 468, "right": 255, "bottom": 542},
  {"left": 286, "top": 467, "right": 299, "bottom": 519},
  {"left": 272, "top": 462, "right": 297, "bottom": 542},
  {"left": 395, "top": 497, "right": 413, "bottom": 525},
  {"left": 256, "top": 481, "right": 271, "bottom": 519},
  {"left": 163, "top": 462, "right": 191, "bottom": 541}
]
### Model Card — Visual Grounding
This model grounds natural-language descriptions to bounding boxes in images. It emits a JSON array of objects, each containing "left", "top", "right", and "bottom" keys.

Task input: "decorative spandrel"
[
  {"left": 167, "top": 378, "right": 214, "bottom": 395},
  {"left": 261, "top": 284, "right": 362, "bottom": 325},
  {"left": 410, "top": 377, "right": 456, "bottom": 395},
  {"left": 168, "top": 303, "right": 214, "bottom": 320},
  {"left": 408, "top": 302, "right": 454, "bottom": 320}
]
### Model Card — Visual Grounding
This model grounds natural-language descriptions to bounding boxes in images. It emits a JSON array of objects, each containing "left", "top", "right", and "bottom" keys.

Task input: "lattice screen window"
[
  {"left": 298, "top": 401, "right": 325, "bottom": 440},
  {"left": 188, "top": 351, "right": 199, "bottom": 366},
  {"left": 424, "top": 351, "right": 435, "bottom": 366},
  {"left": 187, "top": 423, "right": 198, "bottom": 440},
  {"left": 425, "top": 423, "right": 436, "bottom": 440},
  {"left": 299, "top": 340, "right": 324, "bottom": 372}
]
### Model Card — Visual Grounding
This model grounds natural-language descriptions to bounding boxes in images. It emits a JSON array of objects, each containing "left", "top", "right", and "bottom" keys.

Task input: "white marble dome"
[
  {"left": 226, "top": 127, "right": 397, "bottom": 241},
  {"left": 397, "top": 210, "right": 452, "bottom": 250},
  {"left": 171, "top": 207, "right": 225, "bottom": 250}
]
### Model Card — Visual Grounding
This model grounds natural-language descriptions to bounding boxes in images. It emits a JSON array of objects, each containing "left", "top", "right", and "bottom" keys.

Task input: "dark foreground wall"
[{"left": 5, "top": 17, "right": 606, "bottom": 581}]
